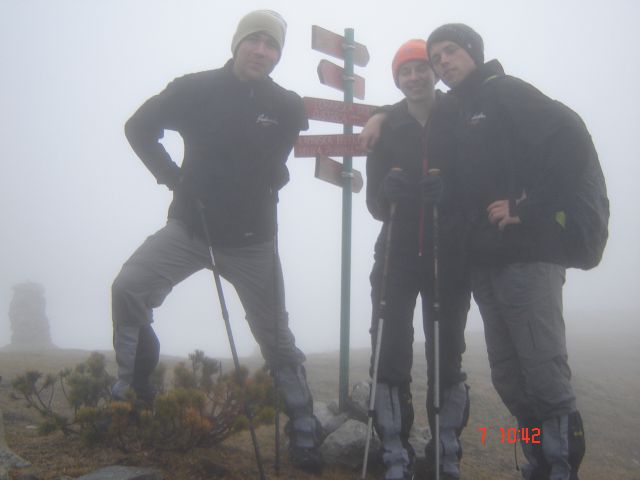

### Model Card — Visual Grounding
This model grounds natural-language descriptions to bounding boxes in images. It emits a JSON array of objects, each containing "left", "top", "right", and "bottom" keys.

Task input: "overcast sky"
[{"left": 1, "top": 0, "right": 638, "bottom": 360}]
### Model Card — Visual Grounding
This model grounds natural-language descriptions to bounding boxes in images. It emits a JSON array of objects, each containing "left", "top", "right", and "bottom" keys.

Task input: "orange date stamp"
[{"left": 478, "top": 426, "right": 541, "bottom": 445}]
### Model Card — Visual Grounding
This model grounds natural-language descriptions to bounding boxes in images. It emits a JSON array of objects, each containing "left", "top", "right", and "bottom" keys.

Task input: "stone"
[
  {"left": 350, "top": 381, "right": 370, "bottom": 407},
  {"left": 327, "top": 400, "right": 340, "bottom": 416},
  {"left": 314, "top": 401, "right": 348, "bottom": 438},
  {"left": 344, "top": 381, "right": 369, "bottom": 422},
  {"left": 0, "top": 406, "right": 30, "bottom": 470},
  {"left": 320, "top": 418, "right": 380, "bottom": 470},
  {"left": 0, "top": 450, "right": 30, "bottom": 470},
  {"left": 75, "top": 466, "right": 162, "bottom": 480},
  {"left": 193, "top": 457, "right": 229, "bottom": 478}
]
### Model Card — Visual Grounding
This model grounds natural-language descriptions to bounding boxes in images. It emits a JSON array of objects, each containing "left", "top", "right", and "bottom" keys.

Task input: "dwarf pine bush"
[{"left": 11, "top": 350, "right": 275, "bottom": 452}]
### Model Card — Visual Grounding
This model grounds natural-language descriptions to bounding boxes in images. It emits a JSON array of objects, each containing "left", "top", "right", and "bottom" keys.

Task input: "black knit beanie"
[{"left": 427, "top": 23, "right": 484, "bottom": 67}]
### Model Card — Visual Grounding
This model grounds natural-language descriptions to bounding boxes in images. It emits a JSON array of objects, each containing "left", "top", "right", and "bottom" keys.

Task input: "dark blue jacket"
[
  {"left": 125, "top": 60, "right": 308, "bottom": 246},
  {"left": 366, "top": 93, "right": 469, "bottom": 288},
  {"left": 451, "top": 60, "right": 591, "bottom": 266}
]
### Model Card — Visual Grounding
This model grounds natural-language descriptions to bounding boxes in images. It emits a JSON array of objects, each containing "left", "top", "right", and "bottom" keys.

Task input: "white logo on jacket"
[
  {"left": 256, "top": 114, "right": 279, "bottom": 127},
  {"left": 468, "top": 112, "right": 487, "bottom": 126}
]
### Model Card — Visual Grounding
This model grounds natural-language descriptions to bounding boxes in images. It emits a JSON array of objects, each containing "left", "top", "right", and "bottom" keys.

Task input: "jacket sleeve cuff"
[
  {"left": 514, "top": 198, "right": 543, "bottom": 225},
  {"left": 160, "top": 164, "right": 182, "bottom": 190}
]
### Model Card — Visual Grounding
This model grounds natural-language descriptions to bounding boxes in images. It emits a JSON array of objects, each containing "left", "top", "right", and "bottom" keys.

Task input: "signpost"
[
  {"left": 294, "top": 134, "right": 368, "bottom": 158},
  {"left": 317, "top": 60, "right": 366, "bottom": 100},
  {"left": 315, "top": 155, "right": 364, "bottom": 193},
  {"left": 303, "top": 97, "right": 376, "bottom": 126},
  {"left": 294, "top": 25, "right": 372, "bottom": 411},
  {"left": 311, "top": 25, "right": 370, "bottom": 67}
]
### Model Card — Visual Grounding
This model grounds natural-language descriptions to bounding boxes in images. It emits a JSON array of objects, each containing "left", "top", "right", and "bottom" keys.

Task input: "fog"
[{"left": 1, "top": 0, "right": 638, "bottom": 361}]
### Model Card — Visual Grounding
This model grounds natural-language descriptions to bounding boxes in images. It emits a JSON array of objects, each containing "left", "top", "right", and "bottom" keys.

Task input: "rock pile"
[{"left": 5, "top": 282, "right": 55, "bottom": 351}]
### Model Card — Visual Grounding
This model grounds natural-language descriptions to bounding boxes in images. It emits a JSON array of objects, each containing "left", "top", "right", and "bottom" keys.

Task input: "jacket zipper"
[{"left": 418, "top": 119, "right": 431, "bottom": 257}]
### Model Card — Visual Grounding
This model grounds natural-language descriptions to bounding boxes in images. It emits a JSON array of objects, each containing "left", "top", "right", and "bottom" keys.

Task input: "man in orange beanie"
[{"left": 365, "top": 39, "right": 471, "bottom": 480}]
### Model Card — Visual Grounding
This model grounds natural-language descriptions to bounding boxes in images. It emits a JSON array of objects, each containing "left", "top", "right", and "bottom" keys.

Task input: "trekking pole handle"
[{"left": 389, "top": 166, "right": 402, "bottom": 218}]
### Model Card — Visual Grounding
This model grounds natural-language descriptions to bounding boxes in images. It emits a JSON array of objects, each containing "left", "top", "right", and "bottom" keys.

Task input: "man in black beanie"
[
  {"left": 427, "top": 23, "right": 484, "bottom": 71},
  {"left": 426, "top": 23, "right": 600, "bottom": 480}
]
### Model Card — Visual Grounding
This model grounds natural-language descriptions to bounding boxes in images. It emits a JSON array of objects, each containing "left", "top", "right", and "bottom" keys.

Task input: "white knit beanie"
[{"left": 231, "top": 10, "right": 287, "bottom": 56}]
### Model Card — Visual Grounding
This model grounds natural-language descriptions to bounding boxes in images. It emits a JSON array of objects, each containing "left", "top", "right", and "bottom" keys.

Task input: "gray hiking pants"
[
  {"left": 471, "top": 262, "right": 576, "bottom": 421},
  {"left": 112, "top": 219, "right": 306, "bottom": 388}
]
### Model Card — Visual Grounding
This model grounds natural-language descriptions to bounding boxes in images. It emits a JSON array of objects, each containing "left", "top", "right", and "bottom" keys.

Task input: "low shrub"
[{"left": 11, "top": 350, "right": 275, "bottom": 452}]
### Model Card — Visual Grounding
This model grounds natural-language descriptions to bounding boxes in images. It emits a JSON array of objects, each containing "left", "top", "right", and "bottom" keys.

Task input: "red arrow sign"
[
  {"left": 315, "top": 155, "right": 363, "bottom": 193},
  {"left": 317, "top": 60, "right": 365, "bottom": 100},
  {"left": 303, "top": 97, "right": 377, "bottom": 127},
  {"left": 294, "top": 134, "right": 368, "bottom": 158},
  {"left": 311, "top": 25, "right": 370, "bottom": 67}
]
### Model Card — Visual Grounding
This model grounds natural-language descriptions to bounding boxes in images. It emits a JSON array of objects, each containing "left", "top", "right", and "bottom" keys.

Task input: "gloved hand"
[
  {"left": 419, "top": 175, "right": 444, "bottom": 205},
  {"left": 382, "top": 169, "right": 416, "bottom": 202}
]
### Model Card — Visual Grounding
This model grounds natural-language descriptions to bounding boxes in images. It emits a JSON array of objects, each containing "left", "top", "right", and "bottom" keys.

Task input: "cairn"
[{"left": 5, "top": 282, "right": 56, "bottom": 351}]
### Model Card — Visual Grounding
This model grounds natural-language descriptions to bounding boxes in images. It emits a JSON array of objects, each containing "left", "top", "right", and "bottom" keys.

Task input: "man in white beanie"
[{"left": 112, "top": 10, "right": 324, "bottom": 472}]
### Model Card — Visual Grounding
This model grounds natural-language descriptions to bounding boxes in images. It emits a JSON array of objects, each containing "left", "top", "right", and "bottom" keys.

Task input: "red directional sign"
[
  {"left": 303, "top": 97, "right": 377, "bottom": 127},
  {"left": 317, "top": 60, "right": 365, "bottom": 100},
  {"left": 294, "top": 134, "right": 368, "bottom": 158},
  {"left": 311, "top": 25, "right": 370, "bottom": 67},
  {"left": 315, "top": 155, "right": 363, "bottom": 193}
]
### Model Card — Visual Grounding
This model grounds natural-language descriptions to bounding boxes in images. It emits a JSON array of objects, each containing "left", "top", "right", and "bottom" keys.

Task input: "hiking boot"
[
  {"left": 421, "top": 467, "right": 457, "bottom": 480},
  {"left": 395, "top": 465, "right": 415, "bottom": 480},
  {"left": 385, "top": 473, "right": 414, "bottom": 480},
  {"left": 373, "top": 383, "right": 415, "bottom": 480},
  {"left": 568, "top": 411, "right": 586, "bottom": 479},
  {"left": 111, "top": 380, "right": 156, "bottom": 408},
  {"left": 289, "top": 445, "right": 324, "bottom": 474},
  {"left": 423, "top": 437, "right": 462, "bottom": 480},
  {"left": 383, "top": 462, "right": 414, "bottom": 480},
  {"left": 521, "top": 463, "right": 551, "bottom": 480},
  {"left": 132, "top": 382, "right": 156, "bottom": 408},
  {"left": 539, "top": 412, "right": 585, "bottom": 480},
  {"left": 111, "top": 379, "right": 132, "bottom": 401},
  {"left": 422, "top": 466, "right": 458, "bottom": 480}
]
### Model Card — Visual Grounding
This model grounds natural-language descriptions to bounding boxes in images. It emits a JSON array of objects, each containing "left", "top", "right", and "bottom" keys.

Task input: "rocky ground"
[{"left": 1, "top": 321, "right": 639, "bottom": 479}]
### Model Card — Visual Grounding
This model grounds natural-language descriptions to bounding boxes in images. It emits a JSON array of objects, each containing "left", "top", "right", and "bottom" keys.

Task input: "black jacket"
[
  {"left": 125, "top": 60, "right": 308, "bottom": 246},
  {"left": 451, "top": 60, "right": 590, "bottom": 266},
  {"left": 366, "top": 93, "right": 468, "bottom": 287}
]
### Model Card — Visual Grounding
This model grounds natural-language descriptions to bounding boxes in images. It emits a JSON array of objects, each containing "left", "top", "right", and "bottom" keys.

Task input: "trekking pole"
[
  {"left": 362, "top": 198, "right": 398, "bottom": 479},
  {"left": 428, "top": 168, "right": 442, "bottom": 480},
  {"left": 272, "top": 193, "right": 282, "bottom": 476},
  {"left": 196, "top": 200, "right": 266, "bottom": 480}
]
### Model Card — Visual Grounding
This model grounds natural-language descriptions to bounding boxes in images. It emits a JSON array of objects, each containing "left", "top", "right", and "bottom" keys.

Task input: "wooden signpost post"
[{"left": 294, "top": 26, "right": 372, "bottom": 410}]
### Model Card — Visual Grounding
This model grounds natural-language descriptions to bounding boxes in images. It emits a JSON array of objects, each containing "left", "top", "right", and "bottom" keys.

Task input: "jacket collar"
[
  {"left": 386, "top": 91, "right": 447, "bottom": 130},
  {"left": 386, "top": 99, "right": 414, "bottom": 129},
  {"left": 451, "top": 59, "right": 505, "bottom": 101},
  {"left": 222, "top": 59, "right": 274, "bottom": 90}
]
